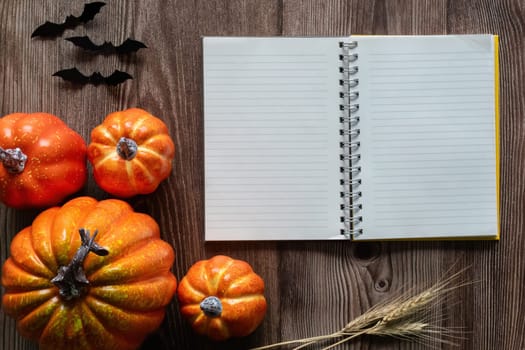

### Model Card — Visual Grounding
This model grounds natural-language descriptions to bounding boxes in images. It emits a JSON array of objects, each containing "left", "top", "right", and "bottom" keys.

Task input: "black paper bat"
[
  {"left": 65, "top": 36, "right": 147, "bottom": 54},
  {"left": 31, "top": 2, "right": 106, "bottom": 38},
  {"left": 53, "top": 68, "right": 132, "bottom": 86}
]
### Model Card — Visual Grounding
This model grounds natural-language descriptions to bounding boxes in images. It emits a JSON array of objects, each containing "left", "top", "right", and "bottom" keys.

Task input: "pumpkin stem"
[
  {"left": 116, "top": 137, "right": 138, "bottom": 160},
  {"left": 0, "top": 147, "right": 28, "bottom": 174},
  {"left": 200, "top": 296, "right": 223, "bottom": 317},
  {"left": 51, "top": 228, "right": 109, "bottom": 301}
]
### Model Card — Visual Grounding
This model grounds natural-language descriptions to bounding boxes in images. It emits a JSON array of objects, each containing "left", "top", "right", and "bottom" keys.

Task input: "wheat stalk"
[{"left": 251, "top": 270, "right": 469, "bottom": 350}]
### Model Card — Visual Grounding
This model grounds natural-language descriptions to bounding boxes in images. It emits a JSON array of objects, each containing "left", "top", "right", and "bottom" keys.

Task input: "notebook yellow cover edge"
[{"left": 494, "top": 34, "right": 501, "bottom": 241}]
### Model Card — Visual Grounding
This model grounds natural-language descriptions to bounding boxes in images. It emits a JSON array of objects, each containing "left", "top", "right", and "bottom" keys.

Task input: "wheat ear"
[{"left": 250, "top": 269, "right": 470, "bottom": 350}]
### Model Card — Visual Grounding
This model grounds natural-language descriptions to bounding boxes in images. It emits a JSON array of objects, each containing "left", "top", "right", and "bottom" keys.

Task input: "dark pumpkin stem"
[
  {"left": 116, "top": 137, "right": 138, "bottom": 160},
  {"left": 200, "top": 296, "right": 223, "bottom": 317},
  {"left": 0, "top": 147, "right": 28, "bottom": 174},
  {"left": 51, "top": 228, "right": 109, "bottom": 300}
]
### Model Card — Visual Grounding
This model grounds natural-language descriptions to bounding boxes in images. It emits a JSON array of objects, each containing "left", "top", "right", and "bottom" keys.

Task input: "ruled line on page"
[
  {"left": 367, "top": 50, "right": 493, "bottom": 56},
  {"left": 369, "top": 107, "right": 492, "bottom": 113},
  {"left": 369, "top": 142, "right": 494, "bottom": 149},
  {"left": 370, "top": 146, "right": 493, "bottom": 154},
  {"left": 370, "top": 85, "right": 493, "bottom": 92},
  {"left": 368, "top": 57, "right": 492, "bottom": 64},
  {"left": 370, "top": 99, "right": 491, "bottom": 106},
  {"left": 370, "top": 163, "right": 493, "bottom": 171},
  {"left": 370, "top": 121, "right": 494, "bottom": 128},
  {"left": 373, "top": 204, "right": 496, "bottom": 211},
  {"left": 207, "top": 60, "right": 328, "bottom": 64},
  {"left": 371, "top": 91, "right": 493, "bottom": 96},
  {"left": 373, "top": 221, "right": 496, "bottom": 228},
  {"left": 369, "top": 64, "right": 491, "bottom": 70},
  {"left": 206, "top": 53, "right": 327, "bottom": 57}
]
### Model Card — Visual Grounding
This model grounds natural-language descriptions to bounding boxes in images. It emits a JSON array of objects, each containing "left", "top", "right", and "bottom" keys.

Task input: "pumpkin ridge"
[
  {"left": 17, "top": 296, "right": 61, "bottom": 341},
  {"left": 86, "top": 289, "right": 171, "bottom": 315},
  {"left": 139, "top": 134, "right": 174, "bottom": 152},
  {"left": 2, "top": 288, "right": 57, "bottom": 320},
  {"left": 97, "top": 127, "right": 119, "bottom": 144},
  {"left": 80, "top": 199, "right": 136, "bottom": 241},
  {"left": 190, "top": 311, "right": 205, "bottom": 324},
  {"left": 127, "top": 116, "right": 150, "bottom": 139},
  {"left": 223, "top": 272, "right": 261, "bottom": 295},
  {"left": 83, "top": 213, "right": 161, "bottom": 274},
  {"left": 208, "top": 258, "right": 236, "bottom": 293},
  {"left": 125, "top": 160, "right": 138, "bottom": 191},
  {"left": 9, "top": 227, "right": 55, "bottom": 279},
  {"left": 83, "top": 293, "right": 171, "bottom": 347},
  {"left": 129, "top": 157, "right": 156, "bottom": 185},
  {"left": 80, "top": 298, "right": 144, "bottom": 348},
  {"left": 180, "top": 279, "right": 208, "bottom": 302},
  {"left": 92, "top": 150, "right": 119, "bottom": 169},
  {"left": 1, "top": 259, "right": 54, "bottom": 292},
  {"left": 137, "top": 144, "right": 165, "bottom": 159},
  {"left": 87, "top": 236, "right": 156, "bottom": 276},
  {"left": 87, "top": 240, "right": 175, "bottom": 285},
  {"left": 220, "top": 294, "right": 267, "bottom": 303},
  {"left": 30, "top": 209, "right": 60, "bottom": 272},
  {"left": 7, "top": 258, "right": 54, "bottom": 281},
  {"left": 51, "top": 198, "right": 100, "bottom": 266},
  {"left": 38, "top": 303, "right": 85, "bottom": 349}
]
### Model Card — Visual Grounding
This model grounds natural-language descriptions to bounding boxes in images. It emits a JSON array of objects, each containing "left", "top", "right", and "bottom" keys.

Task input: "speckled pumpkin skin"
[
  {"left": 1, "top": 196, "right": 177, "bottom": 350},
  {"left": 177, "top": 255, "right": 267, "bottom": 341},
  {"left": 0, "top": 112, "right": 87, "bottom": 208}
]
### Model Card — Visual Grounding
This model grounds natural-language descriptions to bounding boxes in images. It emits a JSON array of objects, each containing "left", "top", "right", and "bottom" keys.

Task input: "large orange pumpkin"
[
  {"left": 177, "top": 255, "right": 267, "bottom": 341},
  {"left": 87, "top": 108, "right": 175, "bottom": 198},
  {"left": 1, "top": 196, "right": 177, "bottom": 350}
]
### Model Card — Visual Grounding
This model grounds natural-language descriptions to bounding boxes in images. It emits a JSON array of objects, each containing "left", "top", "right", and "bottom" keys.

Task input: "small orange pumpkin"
[
  {"left": 177, "top": 255, "right": 267, "bottom": 341},
  {"left": 1, "top": 196, "right": 177, "bottom": 350},
  {"left": 87, "top": 108, "right": 175, "bottom": 197}
]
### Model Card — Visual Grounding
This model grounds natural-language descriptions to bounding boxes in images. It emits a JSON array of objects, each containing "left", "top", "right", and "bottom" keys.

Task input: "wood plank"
[{"left": 0, "top": 1, "right": 524, "bottom": 349}]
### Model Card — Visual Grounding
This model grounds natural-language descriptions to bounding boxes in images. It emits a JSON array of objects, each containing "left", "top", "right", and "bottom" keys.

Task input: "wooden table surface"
[{"left": 1, "top": 1, "right": 524, "bottom": 349}]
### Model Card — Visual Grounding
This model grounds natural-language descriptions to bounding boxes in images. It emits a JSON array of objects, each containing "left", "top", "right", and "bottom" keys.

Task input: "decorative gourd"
[
  {"left": 87, "top": 108, "right": 175, "bottom": 197},
  {"left": 1, "top": 196, "right": 177, "bottom": 350},
  {"left": 177, "top": 255, "right": 267, "bottom": 341},
  {"left": 0, "top": 112, "right": 87, "bottom": 208}
]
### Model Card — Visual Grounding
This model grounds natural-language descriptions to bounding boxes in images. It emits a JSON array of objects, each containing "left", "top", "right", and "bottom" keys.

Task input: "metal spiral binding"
[{"left": 339, "top": 40, "right": 362, "bottom": 238}]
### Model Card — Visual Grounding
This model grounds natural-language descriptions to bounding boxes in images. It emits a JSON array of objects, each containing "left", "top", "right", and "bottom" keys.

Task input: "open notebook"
[{"left": 203, "top": 35, "right": 500, "bottom": 241}]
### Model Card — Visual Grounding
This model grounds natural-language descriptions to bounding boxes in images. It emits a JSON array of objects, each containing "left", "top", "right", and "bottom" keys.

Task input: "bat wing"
[
  {"left": 78, "top": 2, "right": 106, "bottom": 23},
  {"left": 31, "top": 2, "right": 106, "bottom": 38},
  {"left": 65, "top": 36, "right": 102, "bottom": 51},
  {"left": 53, "top": 68, "right": 90, "bottom": 84},
  {"left": 115, "top": 39, "right": 148, "bottom": 54},
  {"left": 103, "top": 70, "right": 133, "bottom": 85},
  {"left": 31, "top": 21, "right": 65, "bottom": 38}
]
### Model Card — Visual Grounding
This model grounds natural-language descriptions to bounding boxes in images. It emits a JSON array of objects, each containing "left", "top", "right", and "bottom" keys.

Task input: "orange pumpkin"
[
  {"left": 1, "top": 196, "right": 177, "bottom": 350},
  {"left": 0, "top": 112, "right": 87, "bottom": 208},
  {"left": 177, "top": 255, "right": 267, "bottom": 341},
  {"left": 87, "top": 108, "right": 175, "bottom": 197}
]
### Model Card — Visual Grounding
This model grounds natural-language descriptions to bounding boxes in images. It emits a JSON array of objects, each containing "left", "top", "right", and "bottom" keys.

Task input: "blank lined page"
[
  {"left": 203, "top": 37, "right": 343, "bottom": 240},
  {"left": 355, "top": 35, "right": 499, "bottom": 240}
]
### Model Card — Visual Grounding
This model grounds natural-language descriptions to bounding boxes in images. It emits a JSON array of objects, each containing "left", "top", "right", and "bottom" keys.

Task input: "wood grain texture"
[{"left": 0, "top": 0, "right": 524, "bottom": 349}]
